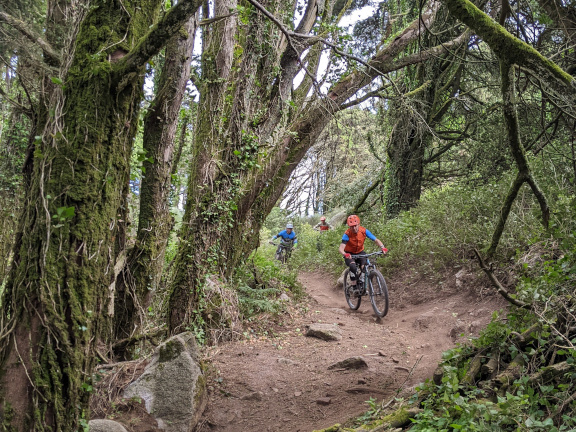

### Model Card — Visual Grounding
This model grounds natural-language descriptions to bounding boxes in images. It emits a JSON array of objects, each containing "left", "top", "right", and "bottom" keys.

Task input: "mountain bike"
[
  {"left": 343, "top": 251, "right": 389, "bottom": 317},
  {"left": 269, "top": 240, "right": 294, "bottom": 263}
]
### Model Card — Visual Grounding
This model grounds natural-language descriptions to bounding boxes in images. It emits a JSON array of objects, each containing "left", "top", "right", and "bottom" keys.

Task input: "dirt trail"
[{"left": 197, "top": 268, "right": 506, "bottom": 432}]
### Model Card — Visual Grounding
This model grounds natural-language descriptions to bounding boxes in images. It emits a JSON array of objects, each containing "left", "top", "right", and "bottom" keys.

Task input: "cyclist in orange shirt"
[
  {"left": 313, "top": 216, "right": 332, "bottom": 231},
  {"left": 339, "top": 215, "right": 387, "bottom": 288}
]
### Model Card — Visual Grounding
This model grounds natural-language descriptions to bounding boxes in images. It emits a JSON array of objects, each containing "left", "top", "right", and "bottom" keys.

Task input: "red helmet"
[
  {"left": 320, "top": 216, "right": 326, "bottom": 221},
  {"left": 347, "top": 215, "right": 360, "bottom": 227}
]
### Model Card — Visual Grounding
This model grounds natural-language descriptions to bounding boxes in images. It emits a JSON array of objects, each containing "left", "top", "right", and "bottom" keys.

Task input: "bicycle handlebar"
[{"left": 349, "top": 251, "right": 386, "bottom": 259}]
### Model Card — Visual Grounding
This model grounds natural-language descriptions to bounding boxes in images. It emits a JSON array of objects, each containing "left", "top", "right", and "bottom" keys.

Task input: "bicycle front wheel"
[
  {"left": 275, "top": 248, "right": 284, "bottom": 263},
  {"left": 344, "top": 269, "right": 361, "bottom": 310},
  {"left": 368, "top": 269, "right": 389, "bottom": 317}
]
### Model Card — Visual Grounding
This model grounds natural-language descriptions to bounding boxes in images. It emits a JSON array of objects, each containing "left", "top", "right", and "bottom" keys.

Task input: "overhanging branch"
[
  {"left": 0, "top": 11, "right": 61, "bottom": 65},
  {"left": 441, "top": 0, "right": 575, "bottom": 95},
  {"left": 115, "top": 0, "right": 204, "bottom": 76}
]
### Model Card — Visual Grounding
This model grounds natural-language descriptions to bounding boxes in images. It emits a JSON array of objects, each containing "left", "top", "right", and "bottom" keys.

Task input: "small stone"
[
  {"left": 391, "top": 357, "right": 400, "bottom": 363},
  {"left": 294, "top": 391, "right": 302, "bottom": 397},
  {"left": 272, "top": 387, "right": 279, "bottom": 393},
  {"left": 241, "top": 391, "right": 263, "bottom": 401},
  {"left": 317, "top": 397, "right": 331, "bottom": 405},
  {"left": 378, "top": 351, "right": 386, "bottom": 357},
  {"left": 328, "top": 357, "right": 368, "bottom": 370},
  {"left": 306, "top": 323, "right": 343, "bottom": 341},
  {"left": 358, "top": 378, "right": 367, "bottom": 384},
  {"left": 277, "top": 357, "right": 297, "bottom": 365}
]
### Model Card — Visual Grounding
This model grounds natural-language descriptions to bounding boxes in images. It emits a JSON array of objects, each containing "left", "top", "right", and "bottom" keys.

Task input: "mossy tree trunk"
[
  {"left": 0, "top": 0, "right": 203, "bottom": 429},
  {"left": 385, "top": 101, "right": 427, "bottom": 217},
  {"left": 113, "top": 15, "right": 198, "bottom": 356},
  {"left": 0, "top": 106, "right": 30, "bottom": 284},
  {"left": 167, "top": 0, "right": 461, "bottom": 333},
  {"left": 385, "top": 14, "right": 467, "bottom": 218}
]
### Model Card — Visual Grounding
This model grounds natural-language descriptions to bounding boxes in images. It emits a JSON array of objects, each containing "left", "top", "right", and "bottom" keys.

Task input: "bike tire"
[
  {"left": 368, "top": 269, "right": 389, "bottom": 317},
  {"left": 343, "top": 269, "right": 361, "bottom": 310},
  {"left": 275, "top": 249, "right": 285, "bottom": 263}
]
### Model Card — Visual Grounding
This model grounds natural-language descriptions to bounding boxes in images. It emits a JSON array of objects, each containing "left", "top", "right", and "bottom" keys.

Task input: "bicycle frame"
[
  {"left": 349, "top": 251, "right": 383, "bottom": 279},
  {"left": 344, "top": 251, "right": 389, "bottom": 317}
]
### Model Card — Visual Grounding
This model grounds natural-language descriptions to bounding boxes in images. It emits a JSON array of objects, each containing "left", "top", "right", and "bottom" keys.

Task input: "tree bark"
[
  {"left": 0, "top": 0, "right": 202, "bottom": 428},
  {"left": 113, "top": 14, "right": 197, "bottom": 357}
]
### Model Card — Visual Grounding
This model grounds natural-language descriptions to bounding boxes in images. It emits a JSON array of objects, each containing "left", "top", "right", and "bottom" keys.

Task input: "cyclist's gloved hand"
[
  {"left": 344, "top": 253, "right": 351, "bottom": 259},
  {"left": 381, "top": 246, "right": 388, "bottom": 254},
  {"left": 269, "top": 240, "right": 275, "bottom": 245}
]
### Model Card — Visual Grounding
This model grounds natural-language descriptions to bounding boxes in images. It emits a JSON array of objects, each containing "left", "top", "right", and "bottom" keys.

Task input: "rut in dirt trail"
[{"left": 197, "top": 269, "right": 506, "bottom": 432}]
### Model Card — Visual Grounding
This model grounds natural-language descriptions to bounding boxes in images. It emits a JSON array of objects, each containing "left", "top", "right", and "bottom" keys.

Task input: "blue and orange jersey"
[{"left": 341, "top": 226, "right": 376, "bottom": 254}]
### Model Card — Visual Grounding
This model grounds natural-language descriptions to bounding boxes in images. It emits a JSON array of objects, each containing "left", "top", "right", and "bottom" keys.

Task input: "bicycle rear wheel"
[
  {"left": 344, "top": 269, "right": 361, "bottom": 310},
  {"left": 368, "top": 269, "right": 389, "bottom": 317}
]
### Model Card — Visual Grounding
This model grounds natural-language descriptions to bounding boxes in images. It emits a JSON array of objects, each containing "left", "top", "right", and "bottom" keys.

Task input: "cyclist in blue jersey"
[
  {"left": 270, "top": 223, "right": 298, "bottom": 259},
  {"left": 271, "top": 223, "right": 298, "bottom": 246}
]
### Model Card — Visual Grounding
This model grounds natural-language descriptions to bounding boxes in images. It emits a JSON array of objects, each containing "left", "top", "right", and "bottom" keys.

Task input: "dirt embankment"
[{"left": 197, "top": 267, "right": 507, "bottom": 432}]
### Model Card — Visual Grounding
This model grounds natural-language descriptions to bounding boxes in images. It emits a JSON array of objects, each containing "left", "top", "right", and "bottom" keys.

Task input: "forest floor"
[{"left": 195, "top": 265, "right": 508, "bottom": 432}]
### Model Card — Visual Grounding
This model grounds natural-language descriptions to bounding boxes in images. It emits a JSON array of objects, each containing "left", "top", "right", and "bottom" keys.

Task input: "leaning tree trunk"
[
  {"left": 113, "top": 15, "right": 197, "bottom": 356},
  {"left": 0, "top": 0, "right": 202, "bottom": 428},
  {"left": 167, "top": 0, "right": 455, "bottom": 333}
]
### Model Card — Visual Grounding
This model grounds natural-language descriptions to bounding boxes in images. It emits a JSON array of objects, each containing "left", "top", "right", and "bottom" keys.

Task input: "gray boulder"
[
  {"left": 124, "top": 332, "right": 207, "bottom": 432},
  {"left": 88, "top": 419, "right": 128, "bottom": 432}
]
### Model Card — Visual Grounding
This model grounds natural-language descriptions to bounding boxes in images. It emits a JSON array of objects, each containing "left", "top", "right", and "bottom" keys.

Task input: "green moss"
[
  {"left": 193, "top": 372, "right": 206, "bottom": 406},
  {"left": 381, "top": 406, "right": 411, "bottom": 427},
  {"left": 444, "top": 0, "right": 572, "bottom": 84},
  {"left": 158, "top": 339, "right": 185, "bottom": 363},
  {"left": 1, "top": 402, "right": 17, "bottom": 432},
  {"left": 312, "top": 424, "right": 342, "bottom": 432}
]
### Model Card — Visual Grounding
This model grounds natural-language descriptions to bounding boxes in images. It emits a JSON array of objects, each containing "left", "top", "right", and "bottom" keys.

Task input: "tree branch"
[
  {"left": 440, "top": 0, "right": 575, "bottom": 94},
  {"left": 0, "top": 11, "right": 61, "bottom": 65},
  {"left": 112, "top": 327, "right": 166, "bottom": 353},
  {"left": 473, "top": 249, "right": 530, "bottom": 308},
  {"left": 115, "top": 0, "right": 204, "bottom": 76},
  {"left": 0, "top": 86, "right": 33, "bottom": 117},
  {"left": 351, "top": 176, "right": 384, "bottom": 214},
  {"left": 487, "top": 170, "right": 526, "bottom": 257},
  {"left": 339, "top": 86, "right": 392, "bottom": 109}
]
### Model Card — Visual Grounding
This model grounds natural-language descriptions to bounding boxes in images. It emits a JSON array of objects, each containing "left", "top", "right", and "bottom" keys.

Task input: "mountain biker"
[
  {"left": 339, "top": 215, "right": 387, "bottom": 288},
  {"left": 313, "top": 216, "right": 333, "bottom": 231},
  {"left": 270, "top": 223, "right": 298, "bottom": 256}
]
